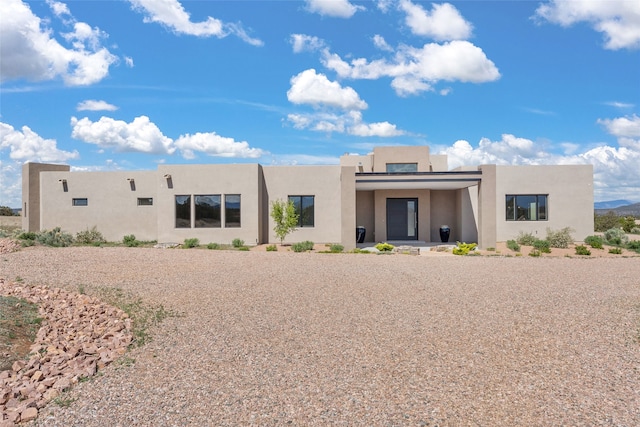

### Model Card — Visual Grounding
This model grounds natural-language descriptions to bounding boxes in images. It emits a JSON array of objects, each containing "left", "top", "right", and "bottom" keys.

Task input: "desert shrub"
[
  {"left": 452, "top": 242, "right": 477, "bottom": 255},
  {"left": 36, "top": 227, "right": 73, "bottom": 247},
  {"left": 529, "top": 249, "right": 541, "bottom": 257},
  {"left": 621, "top": 216, "right": 637, "bottom": 233},
  {"left": 375, "top": 242, "right": 394, "bottom": 252},
  {"left": 292, "top": 241, "right": 314, "bottom": 252},
  {"left": 604, "top": 228, "right": 628, "bottom": 246},
  {"left": 18, "top": 231, "right": 36, "bottom": 241},
  {"left": 584, "top": 235, "right": 604, "bottom": 249},
  {"left": 631, "top": 227, "right": 640, "bottom": 234},
  {"left": 594, "top": 211, "right": 620, "bottom": 232},
  {"left": 627, "top": 240, "right": 640, "bottom": 253},
  {"left": 608, "top": 247, "right": 622, "bottom": 254},
  {"left": 329, "top": 244, "right": 344, "bottom": 253},
  {"left": 546, "top": 227, "right": 574, "bottom": 248},
  {"left": 532, "top": 239, "right": 551, "bottom": 253},
  {"left": 574, "top": 245, "right": 591, "bottom": 256},
  {"left": 266, "top": 244, "right": 277, "bottom": 252},
  {"left": 76, "top": 226, "right": 105, "bottom": 245},
  {"left": 516, "top": 232, "right": 538, "bottom": 246},
  {"left": 207, "top": 242, "right": 221, "bottom": 250},
  {"left": 183, "top": 238, "right": 200, "bottom": 248},
  {"left": 123, "top": 234, "right": 140, "bottom": 247},
  {"left": 232, "top": 238, "right": 244, "bottom": 248},
  {"left": 506, "top": 240, "right": 520, "bottom": 252},
  {"left": 237, "top": 246, "right": 250, "bottom": 251}
]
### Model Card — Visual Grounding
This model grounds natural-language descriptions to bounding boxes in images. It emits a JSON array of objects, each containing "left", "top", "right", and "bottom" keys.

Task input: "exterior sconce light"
[{"left": 59, "top": 179, "right": 68, "bottom": 192}]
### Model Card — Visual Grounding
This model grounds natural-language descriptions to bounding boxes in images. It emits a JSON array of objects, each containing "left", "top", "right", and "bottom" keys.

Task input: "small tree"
[
  {"left": 0, "top": 206, "right": 15, "bottom": 216},
  {"left": 270, "top": 199, "right": 298, "bottom": 244}
]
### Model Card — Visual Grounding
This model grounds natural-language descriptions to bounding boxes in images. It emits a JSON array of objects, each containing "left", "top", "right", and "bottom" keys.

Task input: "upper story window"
[
  {"left": 72, "top": 198, "right": 88, "bottom": 206},
  {"left": 506, "top": 195, "right": 547, "bottom": 221},
  {"left": 386, "top": 163, "right": 417, "bottom": 173},
  {"left": 288, "top": 195, "right": 315, "bottom": 227}
]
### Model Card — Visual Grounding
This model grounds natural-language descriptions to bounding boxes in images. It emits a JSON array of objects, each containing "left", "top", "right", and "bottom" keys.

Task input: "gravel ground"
[{"left": 1, "top": 246, "right": 639, "bottom": 426}]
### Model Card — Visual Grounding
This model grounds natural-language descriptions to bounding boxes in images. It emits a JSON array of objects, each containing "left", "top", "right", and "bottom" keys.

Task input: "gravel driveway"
[{"left": 2, "top": 247, "right": 639, "bottom": 426}]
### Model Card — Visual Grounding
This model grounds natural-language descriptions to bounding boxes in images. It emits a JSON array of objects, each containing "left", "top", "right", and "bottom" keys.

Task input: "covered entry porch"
[{"left": 353, "top": 171, "right": 482, "bottom": 245}]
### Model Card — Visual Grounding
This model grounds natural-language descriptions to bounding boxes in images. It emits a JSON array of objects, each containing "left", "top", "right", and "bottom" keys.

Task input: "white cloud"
[
  {"left": 399, "top": 1, "right": 473, "bottom": 41},
  {"left": 128, "top": 0, "right": 263, "bottom": 45},
  {"left": 268, "top": 154, "right": 340, "bottom": 166},
  {"left": 0, "top": 0, "right": 118, "bottom": 86},
  {"left": 605, "top": 101, "right": 634, "bottom": 109},
  {"left": 322, "top": 40, "right": 500, "bottom": 96},
  {"left": 70, "top": 115, "right": 266, "bottom": 159},
  {"left": 305, "top": 0, "right": 365, "bottom": 18},
  {"left": 70, "top": 116, "right": 175, "bottom": 154},
  {"left": 287, "top": 69, "right": 368, "bottom": 110},
  {"left": 535, "top": 0, "right": 640, "bottom": 50},
  {"left": 46, "top": 0, "right": 70, "bottom": 18},
  {"left": 598, "top": 114, "right": 640, "bottom": 138},
  {"left": 0, "top": 122, "right": 79, "bottom": 162},
  {"left": 124, "top": 56, "right": 134, "bottom": 67},
  {"left": 290, "top": 34, "right": 325, "bottom": 53},
  {"left": 77, "top": 100, "right": 118, "bottom": 112},
  {"left": 372, "top": 34, "right": 393, "bottom": 52},
  {"left": 174, "top": 132, "right": 265, "bottom": 159},
  {"left": 286, "top": 110, "right": 405, "bottom": 138}
]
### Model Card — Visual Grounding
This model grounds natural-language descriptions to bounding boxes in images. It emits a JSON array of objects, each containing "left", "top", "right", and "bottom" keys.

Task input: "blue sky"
[{"left": 1, "top": 0, "right": 639, "bottom": 208}]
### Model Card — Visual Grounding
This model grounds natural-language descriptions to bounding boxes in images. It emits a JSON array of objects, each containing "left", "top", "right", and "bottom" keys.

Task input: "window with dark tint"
[
  {"left": 195, "top": 195, "right": 221, "bottom": 228},
  {"left": 72, "top": 198, "right": 88, "bottom": 206},
  {"left": 225, "top": 194, "right": 241, "bottom": 227},
  {"left": 288, "top": 195, "right": 315, "bottom": 227},
  {"left": 506, "top": 195, "right": 547, "bottom": 221},
  {"left": 386, "top": 163, "right": 418, "bottom": 173},
  {"left": 175, "top": 195, "right": 191, "bottom": 228},
  {"left": 137, "top": 198, "right": 153, "bottom": 206}
]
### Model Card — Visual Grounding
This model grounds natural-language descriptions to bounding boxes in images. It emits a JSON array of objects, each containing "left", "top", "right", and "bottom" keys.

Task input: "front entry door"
[{"left": 386, "top": 198, "right": 418, "bottom": 240}]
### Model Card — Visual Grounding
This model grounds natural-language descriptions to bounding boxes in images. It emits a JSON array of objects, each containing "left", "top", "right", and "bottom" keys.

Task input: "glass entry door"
[{"left": 386, "top": 198, "right": 418, "bottom": 240}]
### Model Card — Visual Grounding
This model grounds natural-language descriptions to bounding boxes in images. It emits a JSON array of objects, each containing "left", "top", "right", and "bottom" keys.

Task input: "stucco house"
[{"left": 22, "top": 145, "right": 594, "bottom": 249}]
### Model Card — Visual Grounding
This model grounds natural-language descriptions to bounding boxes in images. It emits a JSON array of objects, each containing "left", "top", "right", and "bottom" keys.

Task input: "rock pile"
[
  {"left": 0, "top": 279, "right": 133, "bottom": 426},
  {"left": 0, "top": 240, "right": 20, "bottom": 255}
]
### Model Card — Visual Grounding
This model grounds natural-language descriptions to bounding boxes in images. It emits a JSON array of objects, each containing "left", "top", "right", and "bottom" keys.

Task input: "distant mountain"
[
  {"left": 594, "top": 199, "right": 633, "bottom": 209},
  {"left": 595, "top": 202, "right": 640, "bottom": 217}
]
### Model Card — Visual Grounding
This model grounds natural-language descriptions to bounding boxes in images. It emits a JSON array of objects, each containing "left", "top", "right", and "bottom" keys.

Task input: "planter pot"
[
  {"left": 439, "top": 225, "right": 450, "bottom": 243},
  {"left": 356, "top": 226, "right": 366, "bottom": 243}
]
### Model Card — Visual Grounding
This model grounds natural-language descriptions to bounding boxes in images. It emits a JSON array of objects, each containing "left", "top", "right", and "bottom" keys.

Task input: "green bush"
[
  {"left": 506, "top": 240, "right": 520, "bottom": 252},
  {"left": 608, "top": 247, "right": 622, "bottom": 254},
  {"left": 546, "top": 227, "right": 574, "bottom": 248},
  {"left": 604, "top": 228, "right": 628, "bottom": 246},
  {"left": 76, "top": 226, "right": 105, "bottom": 245},
  {"left": 183, "top": 238, "right": 200, "bottom": 248},
  {"left": 207, "top": 242, "right": 221, "bottom": 250},
  {"left": 631, "top": 227, "right": 640, "bottom": 234},
  {"left": 516, "top": 232, "right": 537, "bottom": 246},
  {"left": 574, "top": 245, "right": 591, "bottom": 256},
  {"left": 329, "top": 244, "right": 344, "bottom": 253},
  {"left": 18, "top": 231, "right": 36, "bottom": 241},
  {"left": 123, "top": 234, "right": 140, "bottom": 247},
  {"left": 627, "top": 240, "right": 640, "bottom": 253},
  {"left": 238, "top": 246, "right": 250, "bottom": 251},
  {"left": 529, "top": 249, "right": 541, "bottom": 257},
  {"left": 621, "top": 216, "right": 637, "bottom": 233},
  {"left": 594, "top": 211, "right": 620, "bottom": 232},
  {"left": 452, "top": 242, "right": 477, "bottom": 255},
  {"left": 266, "top": 244, "right": 277, "bottom": 252},
  {"left": 36, "top": 227, "right": 74, "bottom": 247},
  {"left": 375, "top": 242, "right": 394, "bottom": 252},
  {"left": 584, "top": 235, "right": 604, "bottom": 249},
  {"left": 532, "top": 239, "right": 551, "bottom": 253},
  {"left": 232, "top": 238, "right": 244, "bottom": 248},
  {"left": 292, "top": 241, "right": 314, "bottom": 252}
]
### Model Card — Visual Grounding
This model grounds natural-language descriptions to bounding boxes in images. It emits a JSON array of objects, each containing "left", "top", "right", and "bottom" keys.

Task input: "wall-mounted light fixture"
[
  {"left": 164, "top": 174, "right": 173, "bottom": 189},
  {"left": 357, "top": 162, "right": 364, "bottom": 173},
  {"left": 127, "top": 178, "right": 136, "bottom": 191},
  {"left": 59, "top": 179, "right": 68, "bottom": 192}
]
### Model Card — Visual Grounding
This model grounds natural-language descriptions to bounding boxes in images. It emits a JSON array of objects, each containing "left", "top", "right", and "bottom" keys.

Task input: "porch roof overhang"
[{"left": 355, "top": 171, "right": 482, "bottom": 191}]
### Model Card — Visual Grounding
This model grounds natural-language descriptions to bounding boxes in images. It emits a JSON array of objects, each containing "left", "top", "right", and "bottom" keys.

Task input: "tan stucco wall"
[
  {"left": 372, "top": 146, "right": 431, "bottom": 172},
  {"left": 492, "top": 165, "right": 594, "bottom": 243},
  {"left": 22, "top": 163, "right": 70, "bottom": 232},
  {"left": 156, "top": 164, "right": 261, "bottom": 245},
  {"left": 457, "top": 186, "right": 479, "bottom": 243},
  {"left": 39, "top": 170, "right": 158, "bottom": 242},
  {"left": 430, "top": 190, "right": 457, "bottom": 242},
  {"left": 340, "top": 153, "right": 373, "bottom": 172},
  {"left": 355, "top": 191, "right": 375, "bottom": 243},
  {"left": 262, "top": 165, "right": 351, "bottom": 246}
]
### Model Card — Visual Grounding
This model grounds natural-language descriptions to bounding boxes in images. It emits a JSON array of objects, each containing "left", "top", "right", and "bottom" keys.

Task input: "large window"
[
  {"left": 386, "top": 163, "right": 417, "bottom": 173},
  {"left": 506, "top": 195, "right": 547, "bottom": 221},
  {"left": 225, "top": 195, "right": 241, "bottom": 228},
  {"left": 72, "top": 198, "right": 88, "bottom": 206},
  {"left": 288, "top": 195, "right": 315, "bottom": 227},
  {"left": 195, "top": 195, "right": 221, "bottom": 228},
  {"left": 175, "top": 195, "right": 191, "bottom": 228}
]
